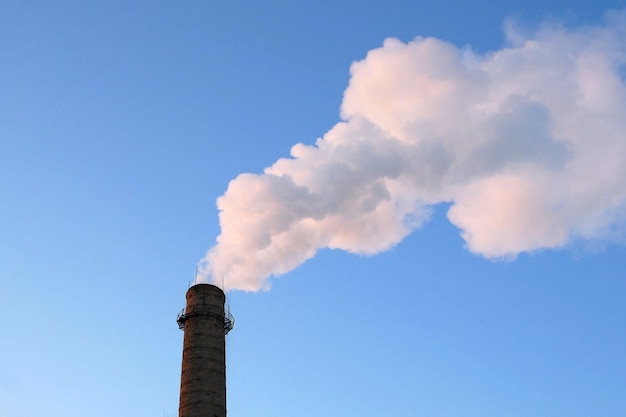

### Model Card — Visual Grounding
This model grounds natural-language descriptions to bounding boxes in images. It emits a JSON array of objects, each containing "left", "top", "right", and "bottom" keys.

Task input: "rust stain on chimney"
[{"left": 177, "top": 283, "right": 233, "bottom": 417}]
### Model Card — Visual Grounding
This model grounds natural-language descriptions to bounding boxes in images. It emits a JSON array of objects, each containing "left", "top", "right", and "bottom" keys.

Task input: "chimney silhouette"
[{"left": 177, "top": 283, "right": 234, "bottom": 417}]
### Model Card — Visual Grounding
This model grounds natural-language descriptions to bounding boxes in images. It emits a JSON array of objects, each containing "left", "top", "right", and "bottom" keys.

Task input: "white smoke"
[{"left": 200, "top": 11, "right": 626, "bottom": 291}]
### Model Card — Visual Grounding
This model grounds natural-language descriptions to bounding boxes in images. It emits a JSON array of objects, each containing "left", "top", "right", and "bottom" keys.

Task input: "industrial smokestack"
[{"left": 177, "top": 283, "right": 234, "bottom": 417}]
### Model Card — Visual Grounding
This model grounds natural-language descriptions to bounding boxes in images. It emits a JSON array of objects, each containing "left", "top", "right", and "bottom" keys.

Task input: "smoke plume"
[{"left": 200, "top": 12, "right": 626, "bottom": 291}]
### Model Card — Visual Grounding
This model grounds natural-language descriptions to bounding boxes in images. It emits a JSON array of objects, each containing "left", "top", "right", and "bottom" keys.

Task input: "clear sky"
[{"left": 1, "top": 1, "right": 626, "bottom": 416}]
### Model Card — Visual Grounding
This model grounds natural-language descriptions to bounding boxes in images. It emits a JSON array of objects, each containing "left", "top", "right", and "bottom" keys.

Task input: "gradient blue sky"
[{"left": 2, "top": 1, "right": 626, "bottom": 416}]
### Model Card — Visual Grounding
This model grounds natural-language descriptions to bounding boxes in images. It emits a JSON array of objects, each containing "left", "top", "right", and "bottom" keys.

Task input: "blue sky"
[{"left": 2, "top": 1, "right": 626, "bottom": 416}]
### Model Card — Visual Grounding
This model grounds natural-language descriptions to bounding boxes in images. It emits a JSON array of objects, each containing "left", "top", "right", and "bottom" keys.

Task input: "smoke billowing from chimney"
[{"left": 200, "top": 12, "right": 626, "bottom": 291}]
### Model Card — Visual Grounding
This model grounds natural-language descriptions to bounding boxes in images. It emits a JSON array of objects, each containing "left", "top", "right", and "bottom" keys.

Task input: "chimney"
[{"left": 177, "top": 283, "right": 234, "bottom": 417}]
